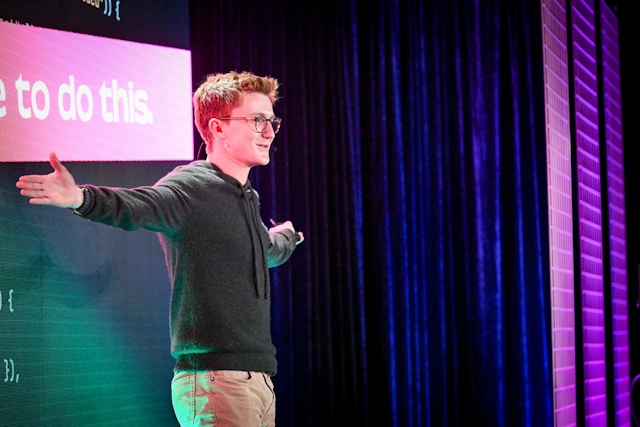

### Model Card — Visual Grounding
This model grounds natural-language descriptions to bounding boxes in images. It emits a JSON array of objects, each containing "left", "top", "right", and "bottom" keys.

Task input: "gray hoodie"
[{"left": 78, "top": 161, "right": 297, "bottom": 374}]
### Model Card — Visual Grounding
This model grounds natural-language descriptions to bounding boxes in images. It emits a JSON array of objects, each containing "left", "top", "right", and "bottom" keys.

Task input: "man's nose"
[{"left": 262, "top": 121, "right": 276, "bottom": 138}]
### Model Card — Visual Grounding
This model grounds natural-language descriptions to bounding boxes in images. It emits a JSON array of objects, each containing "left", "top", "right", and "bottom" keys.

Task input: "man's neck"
[{"left": 206, "top": 153, "right": 250, "bottom": 185}]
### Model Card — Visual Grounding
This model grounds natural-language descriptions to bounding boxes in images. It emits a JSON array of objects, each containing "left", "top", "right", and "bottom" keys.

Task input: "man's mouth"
[{"left": 256, "top": 143, "right": 271, "bottom": 152}]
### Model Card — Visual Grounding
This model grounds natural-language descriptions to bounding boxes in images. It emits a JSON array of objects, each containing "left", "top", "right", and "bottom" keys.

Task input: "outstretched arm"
[{"left": 16, "top": 152, "right": 84, "bottom": 209}]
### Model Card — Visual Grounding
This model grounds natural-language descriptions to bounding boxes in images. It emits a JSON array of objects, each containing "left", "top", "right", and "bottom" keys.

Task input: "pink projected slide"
[{"left": 0, "top": 21, "right": 193, "bottom": 162}]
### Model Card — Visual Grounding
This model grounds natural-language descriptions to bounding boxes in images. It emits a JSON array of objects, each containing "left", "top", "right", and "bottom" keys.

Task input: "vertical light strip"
[
  {"left": 600, "top": 2, "right": 631, "bottom": 425},
  {"left": 541, "top": 1, "right": 577, "bottom": 426},
  {"left": 570, "top": 1, "right": 608, "bottom": 424}
]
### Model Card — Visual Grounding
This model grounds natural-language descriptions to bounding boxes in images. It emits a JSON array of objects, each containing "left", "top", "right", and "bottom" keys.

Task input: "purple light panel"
[
  {"left": 570, "top": 0, "right": 607, "bottom": 425},
  {"left": 543, "top": 2, "right": 629, "bottom": 426},
  {"left": 541, "top": 1, "right": 577, "bottom": 425},
  {"left": 0, "top": 21, "right": 193, "bottom": 162},
  {"left": 601, "top": 1, "right": 631, "bottom": 425}
]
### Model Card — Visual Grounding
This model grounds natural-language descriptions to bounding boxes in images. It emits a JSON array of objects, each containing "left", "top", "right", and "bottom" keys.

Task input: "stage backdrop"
[
  {"left": 10, "top": 0, "right": 625, "bottom": 425},
  {"left": 191, "top": 0, "right": 552, "bottom": 425}
]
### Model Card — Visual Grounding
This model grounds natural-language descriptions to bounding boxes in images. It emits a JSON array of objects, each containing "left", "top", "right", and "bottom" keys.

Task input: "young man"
[{"left": 16, "top": 71, "right": 303, "bottom": 427}]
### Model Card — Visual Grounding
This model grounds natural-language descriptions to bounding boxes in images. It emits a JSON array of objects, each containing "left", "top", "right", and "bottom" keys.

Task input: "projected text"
[
  {"left": 0, "top": 289, "right": 14, "bottom": 313},
  {"left": 4, "top": 75, "right": 153, "bottom": 124},
  {"left": 3, "top": 359, "right": 19, "bottom": 383},
  {"left": 0, "top": 20, "right": 192, "bottom": 161}
]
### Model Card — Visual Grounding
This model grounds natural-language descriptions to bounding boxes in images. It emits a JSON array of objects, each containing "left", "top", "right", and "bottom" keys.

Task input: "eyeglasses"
[{"left": 216, "top": 116, "right": 282, "bottom": 134}]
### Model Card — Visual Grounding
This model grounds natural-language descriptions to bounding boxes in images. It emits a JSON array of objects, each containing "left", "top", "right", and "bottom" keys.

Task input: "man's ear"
[{"left": 208, "top": 118, "right": 224, "bottom": 139}]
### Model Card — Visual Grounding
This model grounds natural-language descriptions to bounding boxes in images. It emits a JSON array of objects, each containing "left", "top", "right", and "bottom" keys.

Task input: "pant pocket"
[{"left": 171, "top": 371, "right": 195, "bottom": 426}]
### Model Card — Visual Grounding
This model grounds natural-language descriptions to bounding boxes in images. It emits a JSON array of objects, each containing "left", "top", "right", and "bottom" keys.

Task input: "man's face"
[{"left": 221, "top": 92, "right": 276, "bottom": 168}]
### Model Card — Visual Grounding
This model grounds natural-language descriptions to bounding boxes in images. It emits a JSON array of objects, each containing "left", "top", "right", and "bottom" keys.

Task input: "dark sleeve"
[
  {"left": 78, "top": 181, "right": 194, "bottom": 235},
  {"left": 262, "top": 224, "right": 298, "bottom": 268}
]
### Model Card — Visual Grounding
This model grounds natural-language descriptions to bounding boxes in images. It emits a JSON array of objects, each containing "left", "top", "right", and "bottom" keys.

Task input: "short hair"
[{"left": 193, "top": 71, "right": 279, "bottom": 144}]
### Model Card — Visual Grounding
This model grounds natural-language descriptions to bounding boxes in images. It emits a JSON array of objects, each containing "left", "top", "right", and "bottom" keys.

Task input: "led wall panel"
[
  {"left": 542, "top": 1, "right": 629, "bottom": 426},
  {"left": 0, "top": 21, "right": 193, "bottom": 161},
  {"left": 570, "top": 0, "right": 607, "bottom": 424},
  {"left": 0, "top": 2, "right": 192, "bottom": 426},
  {"left": 541, "top": 1, "right": 577, "bottom": 425},
  {"left": 600, "top": 1, "right": 630, "bottom": 425}
]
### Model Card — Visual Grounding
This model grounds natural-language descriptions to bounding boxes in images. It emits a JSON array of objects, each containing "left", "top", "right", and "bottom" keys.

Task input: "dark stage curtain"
[{"left": 190, "top": 0, "right": 552, "bottom": 425}]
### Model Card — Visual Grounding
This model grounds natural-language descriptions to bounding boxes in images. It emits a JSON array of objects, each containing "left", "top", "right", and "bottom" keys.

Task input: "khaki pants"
[{"left": 171, "top": 370, "right": 276, "bottom": 427}]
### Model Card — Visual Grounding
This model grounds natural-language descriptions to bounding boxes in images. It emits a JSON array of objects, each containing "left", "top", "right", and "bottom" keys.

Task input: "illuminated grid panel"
[
  {"left": 570, "top": 0, "right": 608, "bottom": 425},
  {"left": 601, "top": 2, "right": 630, "bottom": 425},
  {"left": 541, "top": 1, "right": 577, "bottom": 426}
]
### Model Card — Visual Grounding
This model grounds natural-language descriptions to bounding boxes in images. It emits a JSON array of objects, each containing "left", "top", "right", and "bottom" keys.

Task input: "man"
[{"left": 16, "top": 71, "right": 303, "bottom": 427}]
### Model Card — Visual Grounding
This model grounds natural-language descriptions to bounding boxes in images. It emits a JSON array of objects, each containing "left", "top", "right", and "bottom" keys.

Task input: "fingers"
[
  {"left": 16, "top": 180, "right": 50, "bottom": 195},
  {"left": 18, "top": 185, "right": 52, "bottom": 204},
  {"left": 16, "top": 181, "right": 42, "bottom": 196},
  {"left": 19, "top": 187, "right": 44, "bottom": 197},
  {"left": 269, "top": 219, "right": 304, "bottom": 244},
  {"left": 269, "top": 219, "right": 295, "bottom": 233},
  {"left": 17, "top": 174, "right": 46, "bottom": 184},
  {"left": 29, "top": 197, "right": 53, "bottom": 205},
  {"left": 16, "top": 179, "right": 44, "bottom": 190},
  {"left": 18, "top": 184, "right": 54, "bottom": 202},
  {"left": 280, "top": 221, "right": 295, "bottom": 233},
  {"left": 17, "top": 180, "right": 50, "bottom": 199},
  {"left": 49, "top": 152, "right": 65, "bottom": 173}
]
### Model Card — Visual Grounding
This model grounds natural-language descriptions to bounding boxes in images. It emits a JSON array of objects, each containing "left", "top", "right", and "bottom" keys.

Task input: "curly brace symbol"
[
  {"left": 103, "top": 0, "right": 121, "bottom": 21},
  {"left": 0, "top": 290, "right": 13, "bottom": 312}
]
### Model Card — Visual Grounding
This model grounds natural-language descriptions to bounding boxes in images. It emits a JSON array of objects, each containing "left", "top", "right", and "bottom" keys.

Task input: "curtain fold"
[{"left": 190, "top": 0, "right": 552, "bottom": 425}]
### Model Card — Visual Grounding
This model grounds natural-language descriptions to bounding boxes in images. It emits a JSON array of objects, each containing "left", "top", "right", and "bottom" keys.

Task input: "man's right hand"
[{"left": 16, "top": 152, "right": 84, "bottom": 209}]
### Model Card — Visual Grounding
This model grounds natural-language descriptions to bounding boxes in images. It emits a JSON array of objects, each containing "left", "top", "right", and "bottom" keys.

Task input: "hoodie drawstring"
[{"left": 242, "top": 186, "right": 269, "bottom": 299}]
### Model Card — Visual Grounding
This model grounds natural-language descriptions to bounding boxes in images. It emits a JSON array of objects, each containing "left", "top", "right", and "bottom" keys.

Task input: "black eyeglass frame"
[{"left": 216, "top": 116, "right": 282, "bottom": 134}]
